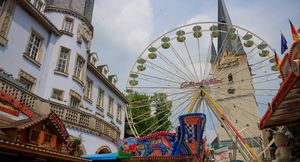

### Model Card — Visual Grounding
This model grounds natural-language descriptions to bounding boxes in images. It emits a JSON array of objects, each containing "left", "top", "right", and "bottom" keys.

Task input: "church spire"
[
  {"left": 218, "top": 0, "right": 245, "bottom": 56},
  {"left": 210, "top": 42, "right": 217, "bottom": 63}
]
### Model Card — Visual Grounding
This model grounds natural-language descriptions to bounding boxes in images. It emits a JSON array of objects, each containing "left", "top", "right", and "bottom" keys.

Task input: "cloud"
[
  {"left": 186, "top": 14, "right": 215, "bottom": 24},
  {"left": 92, "top": 0, "right": 154, "bottom": 90}
]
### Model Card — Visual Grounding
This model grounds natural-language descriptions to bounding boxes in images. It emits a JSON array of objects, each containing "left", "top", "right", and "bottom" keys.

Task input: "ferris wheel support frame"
[{"left": 203, "top": 90, "right": 261, "bottom": 162}]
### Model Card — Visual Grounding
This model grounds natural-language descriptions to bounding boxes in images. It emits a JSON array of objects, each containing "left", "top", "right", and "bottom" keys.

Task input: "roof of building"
[
  {"left": 0, "top": 112, "right": 69, "bottom": 142},
  {"left": 0, "top": 139, "right": 90, "bottom": 162},
  {"left": 88, "top": 62, "right": 128, "bottom": 104},
  {"left": 217, "top": 0, "right": 245, "bottom": 56},
  {"left": 17, "top": 0, "right": 61, "bottom": 36},
  {"left": 259, "top": 40, "right": 300, "bottom": 129}
]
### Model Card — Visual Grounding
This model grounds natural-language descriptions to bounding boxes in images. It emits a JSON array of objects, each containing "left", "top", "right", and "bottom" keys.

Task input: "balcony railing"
[{"left": 0, "top": 73, "right": 120, "bottom": 143}]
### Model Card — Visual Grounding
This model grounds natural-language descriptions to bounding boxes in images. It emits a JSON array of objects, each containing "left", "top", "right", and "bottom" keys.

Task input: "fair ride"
[{"left": 122, "top": 21, "right": 281, "bottom": 162}]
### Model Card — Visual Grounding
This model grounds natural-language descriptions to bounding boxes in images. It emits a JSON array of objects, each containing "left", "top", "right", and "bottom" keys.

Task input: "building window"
[
  {"left": 0, "top": 0, "right": 6, "bottom": 14},
  {"left": 19, "top": 76, "right": 34, "bottom": 91},
  {"left": 91, "top": 57, "right": 97, "bottom": 65},
  {"left": 228, "top": 73, "right": 233, "bottom": 83},
  {"left": 117, "top": 104, "right": 122, "bottom": 123},
  {"left": 45, "top": 133, "right": 51, "bottom": 143},
  {"left": 25, "top": 32, "right": 43, "bottom": 61},
  {"left": 70, "top": 96, "right": 80, "bottom": 109},
  {"left": 32, "top": 0, "right": 45, "bottom": 11},
  {"left": 62, "top": 17, "right": 74, "bottom": 33},
  {"left": 84, "top": 78, "right": 93, "bottom": 100},
  {"left": 97, "top": 88, "right": 104, "bottom": 109},
  {"left": 51, "top": 88, "right": 64, "bottom": 101},
  {"left": 30, "top": 129, "right": 39, "bottom": 142},
  {"left": 74, "top": 56, "right": 85, "bottom": 79},
  {"left": 103, "top": 68, "right": 108, "bottom": 77},
  {"left": 56, "top": 47, "right": 70, "bottom": 73},
  {"left": 108, "top": 96, "right": 114, "bottom": 117},
  {"left": 18, "top": 70, "right": 36, "bottom": 92},
  {"left": 69, "top": 90, "right": 81, "bottom": 109}
]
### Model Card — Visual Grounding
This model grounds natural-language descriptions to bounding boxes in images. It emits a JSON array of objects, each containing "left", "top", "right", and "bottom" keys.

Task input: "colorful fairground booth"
[
  {"left": 0, "top": 91, "right": 89, "bottom": 162},
  {"left": 259, "top": 40, "right": 300, "bottom": 161},
  {"left": 83, "top": 113, "right": 211, "bottom": 162}
]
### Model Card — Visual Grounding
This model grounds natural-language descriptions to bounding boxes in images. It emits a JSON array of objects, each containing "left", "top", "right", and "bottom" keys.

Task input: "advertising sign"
[{"left": 214, "top": 146, "right": 230, "bottom": 162}]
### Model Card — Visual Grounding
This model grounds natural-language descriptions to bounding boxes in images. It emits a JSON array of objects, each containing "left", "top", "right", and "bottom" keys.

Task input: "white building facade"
[{"left": 0, "top": 0, "right": 127, "bottom": 154}]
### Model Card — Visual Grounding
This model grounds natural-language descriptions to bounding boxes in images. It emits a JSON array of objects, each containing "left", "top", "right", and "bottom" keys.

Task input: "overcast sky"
[{"left": 91, "top": 0, "right": 300, "bottom": 91}]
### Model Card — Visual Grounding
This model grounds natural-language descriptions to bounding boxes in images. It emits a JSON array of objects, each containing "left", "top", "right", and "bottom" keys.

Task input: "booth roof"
[{"left": 82, "top": 153, "right": 119, "bottom": 160}]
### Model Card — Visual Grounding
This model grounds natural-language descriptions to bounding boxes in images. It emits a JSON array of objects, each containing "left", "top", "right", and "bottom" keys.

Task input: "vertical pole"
[{"left": 186, "top": 90, "right": 201, "bottom": 114}]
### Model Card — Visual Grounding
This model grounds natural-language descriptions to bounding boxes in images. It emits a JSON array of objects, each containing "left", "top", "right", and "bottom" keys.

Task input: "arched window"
[{"left": 96, "top": 146, "right": 112, "bottom": 154}]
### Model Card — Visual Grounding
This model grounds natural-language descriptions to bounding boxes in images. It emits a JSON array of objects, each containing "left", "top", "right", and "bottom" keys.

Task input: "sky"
[{"left": 91, "top": 0, "right": 300, "bottom": 92}]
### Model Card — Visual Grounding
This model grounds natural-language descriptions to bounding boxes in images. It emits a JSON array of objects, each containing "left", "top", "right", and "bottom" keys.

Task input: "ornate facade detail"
[
  {"left": 0, "top": 0, "right": 16, "bottom": 46},
  {"left": 19, "top": 69, "right": 37, "bottom": 84},
  {"left": 77, "top": 23, "right": 92, "bottom": 50},
  {"left": 44, "top": 6, "right": 93, "bottom": 31}
]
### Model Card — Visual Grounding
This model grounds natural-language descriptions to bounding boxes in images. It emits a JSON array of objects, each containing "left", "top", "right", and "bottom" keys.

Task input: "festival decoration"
[{"left": 118, "top": 113, "right": 208, "bottom": 161}]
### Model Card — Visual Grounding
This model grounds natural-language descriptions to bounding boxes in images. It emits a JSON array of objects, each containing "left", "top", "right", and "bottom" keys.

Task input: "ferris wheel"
[{"left": 125, "top": 22, "right": 280, "bottom": 161}]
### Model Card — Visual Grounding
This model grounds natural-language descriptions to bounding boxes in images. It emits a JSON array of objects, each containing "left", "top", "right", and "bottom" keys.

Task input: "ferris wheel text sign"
[{"left": 180, "top": 78, "right": 223, "bottom": 89}]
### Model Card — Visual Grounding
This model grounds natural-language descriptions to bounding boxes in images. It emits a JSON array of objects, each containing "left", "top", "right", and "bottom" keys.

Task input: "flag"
[
  {"left": 289, "top": 19, "right": 299, "bottom": 41},
  {"left": 281, "top": 33, "right": 288, "bottom": 54}
]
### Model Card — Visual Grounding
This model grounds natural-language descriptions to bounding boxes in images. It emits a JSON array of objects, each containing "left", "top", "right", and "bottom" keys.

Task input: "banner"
[{"left": 214, "top": 146, "right": 230, "bottom": 162}]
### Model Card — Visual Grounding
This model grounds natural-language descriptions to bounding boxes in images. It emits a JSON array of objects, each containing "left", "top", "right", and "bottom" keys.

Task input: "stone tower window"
[
  {"left": 227, "top": 87, "right": 235, "bottom": 94},
  {"left": 228, "top": 73, "right": 233, "bottom": 83}
]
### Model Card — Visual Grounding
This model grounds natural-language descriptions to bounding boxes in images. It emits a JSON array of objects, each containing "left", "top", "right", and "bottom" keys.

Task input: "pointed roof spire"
[
  {"left": 210, "top": 42, "right": 217, "bottom": 63},
  {"left": 218, "top": 0, "right": 245, "bottom": 56}
]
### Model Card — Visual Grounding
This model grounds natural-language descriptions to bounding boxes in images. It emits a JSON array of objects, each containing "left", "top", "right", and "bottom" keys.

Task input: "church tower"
[{"left": 210, "top": 0, "right": 262, "bottom": 160}]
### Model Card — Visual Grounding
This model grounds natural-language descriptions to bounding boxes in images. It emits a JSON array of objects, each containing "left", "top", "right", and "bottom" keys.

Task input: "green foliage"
[
  {"left": 125, "top": 91, "right": 172, "bottom": 137},
  {"left": 151, "top": 93, "right": 172, "bottom": 132}
]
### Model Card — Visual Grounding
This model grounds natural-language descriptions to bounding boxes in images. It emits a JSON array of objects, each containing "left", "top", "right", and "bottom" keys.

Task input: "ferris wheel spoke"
[
  {"left": 207, "top": 30, "right": 231, "bottom": 79},
  {"left": 130, "top": 91, "right": 193, "bottom": 113},
  {"left": 183, "top": 41, "right": 200, "bottom": 81},
  {"left": 210, "top": 90, "right": 268, "bottom": 106},
  {"left": 137, "top": 77, "right": 179, "bottom": 88},
  {"left": 208, "top": 72, "right": 278, "bottom": 90},
  {"left": 170, "top": 44, "right": 198, "bottom": 81},
  {"left": 128, "top": 89, "right": 195, "bottom": 105},
  {"left": 210, "top": 92, "right": 266, "bottom": 124},
  {"left": 205, "top": 101, "right": 219, "bottom": 137},
  {"left": 139, "top": 95, "right": 193, "bottom": 136},
  {"left": 149, "top": 98, "right": 192, "bottom": 135},
  {"left": 135, "top": 73, "right": 181, "bottom": 84},
  {"left": 202, "top": 38, "right": 213, "bottom": 80},
  {"left": 146, "top": 61, "right": 188, "bottom": 82},
  {"left": 196, "top": 38, "right": 203, "bottom": 80},
  {"left": 211, "top": 54, "right": 277, "bottom": 83},
  {"left": 156, "top": 50, "right": 195, "bottom": 81},
  {"left": 212, "top": 42, "right": 247, "bottom": 80},
  {"left": 145, "top": 62, "right": 177, "bottom": 80},
  {"left": 134, "top": 93, "right": 194, "bottom": 124}
]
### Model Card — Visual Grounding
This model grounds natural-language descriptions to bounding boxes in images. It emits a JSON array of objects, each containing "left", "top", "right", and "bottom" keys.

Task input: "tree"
[
  {"left": 151, "top": 93, "right": 172, "bottom": 132},
  {"left": 125, "top": 91, "right": 172, "bottom": 137}
]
